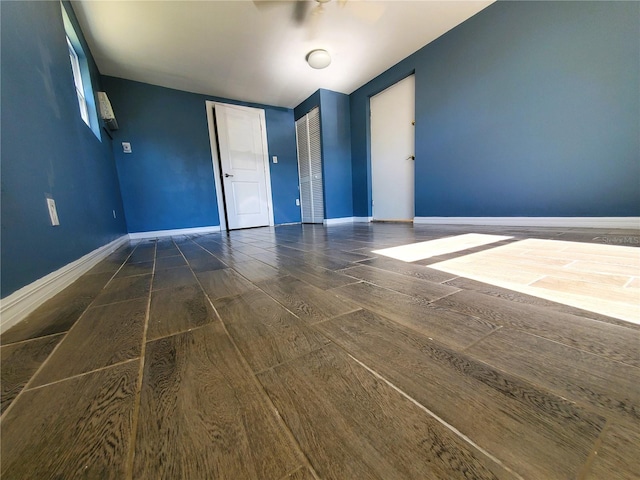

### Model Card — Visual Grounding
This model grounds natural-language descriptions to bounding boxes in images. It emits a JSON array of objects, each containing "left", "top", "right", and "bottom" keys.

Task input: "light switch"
[
  {"left": 122, "top": 142, "right": 132, "bottom": 153},
  {"left": 272, "top": 156, "right": 278, "bottom": 164},
  {"left": 296, "top": 198, "right": 300, "bottom": 206},
  {"left": 46, "top": 197, "right": 60, "bottom": 226}
]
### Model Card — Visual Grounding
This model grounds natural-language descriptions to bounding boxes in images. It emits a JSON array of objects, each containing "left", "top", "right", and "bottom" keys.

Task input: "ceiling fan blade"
[{"left": 293, "top": 0, "right": 312, "bottom": 24}]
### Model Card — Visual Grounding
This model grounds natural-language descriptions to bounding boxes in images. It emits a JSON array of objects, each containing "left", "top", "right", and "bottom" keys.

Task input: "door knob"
[
  {"left": 224, "top": 173, "right": 234, "bottom": 177},
  {"left": 407, "top": 155, "right": 415, "bottom": 161}
]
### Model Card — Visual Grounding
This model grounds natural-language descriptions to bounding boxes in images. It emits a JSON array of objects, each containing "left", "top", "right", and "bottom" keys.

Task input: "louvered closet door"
[
  {"left": 295, "top": 107, "right": 324, "bottom": 224},
  {"left": 296, "top": 117, "right": 313, "bottom": 223}
]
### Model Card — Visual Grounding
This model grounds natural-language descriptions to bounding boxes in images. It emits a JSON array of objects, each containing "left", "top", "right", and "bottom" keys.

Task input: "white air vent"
[{"left": 97, "top": 91, "right": 119, "bottom": 131}]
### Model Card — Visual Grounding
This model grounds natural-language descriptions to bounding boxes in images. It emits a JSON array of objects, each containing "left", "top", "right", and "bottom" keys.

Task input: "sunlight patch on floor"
[
  {"left": 429, "top": 238, "right": 640, "bottom": 324},
  {"left": 372, "top": 233, "right": 512, "bottom": 262}
]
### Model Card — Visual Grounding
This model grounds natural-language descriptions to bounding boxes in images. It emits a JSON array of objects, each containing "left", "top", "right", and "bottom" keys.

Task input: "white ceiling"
[{"left": 72, "top": 0, "right": 493, "bottom": 108}]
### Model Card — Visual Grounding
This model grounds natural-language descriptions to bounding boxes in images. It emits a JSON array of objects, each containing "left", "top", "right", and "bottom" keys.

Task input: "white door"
[
  {"left": 215, "top": 104, "right": 272, "bottom": 230},
  {"left": 371, "top": 75, "right": 415, "bottom": 221},
  {"left": 295, "top": 107, "right": 324, "bottom": 224}
]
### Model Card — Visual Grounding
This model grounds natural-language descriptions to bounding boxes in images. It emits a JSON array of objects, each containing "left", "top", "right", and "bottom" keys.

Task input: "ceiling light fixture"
[{"left": 306, "top": 49, "right": 331, "bottom": 69}]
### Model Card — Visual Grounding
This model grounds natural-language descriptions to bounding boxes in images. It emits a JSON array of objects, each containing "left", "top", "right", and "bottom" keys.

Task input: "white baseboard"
[
  {"left": 0, "top": 235, "right": 130, "bottom": 334},
  {"left": 128, "top": 225, "right": 221, "bottom": 240},
  {"left": 353, "top": 217, "right": 373, "bottom": 223},
  {"left": 413, "top": 217, "right": 640, "bottom": 229},
  {"left": 323, "top": 217, "right": 355, "bottom": 226}
]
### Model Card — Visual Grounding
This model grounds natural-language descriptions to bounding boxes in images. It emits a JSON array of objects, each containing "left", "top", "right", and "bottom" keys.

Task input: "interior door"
[
  {"left": 370, "top": 75, "right": 415, "bottom": 221},
  {"left": 215, "top": 104, "right": 271, "bottom": 230}
]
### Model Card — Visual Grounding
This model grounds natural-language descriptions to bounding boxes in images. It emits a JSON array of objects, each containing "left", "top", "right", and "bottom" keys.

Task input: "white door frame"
[{"left": 205, "top": 100, "right": 275, "bottom": 231}]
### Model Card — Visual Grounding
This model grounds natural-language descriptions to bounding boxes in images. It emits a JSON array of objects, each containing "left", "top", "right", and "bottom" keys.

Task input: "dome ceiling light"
[{"left": 306, "top": 49, "right": 331, "bottom": 69}]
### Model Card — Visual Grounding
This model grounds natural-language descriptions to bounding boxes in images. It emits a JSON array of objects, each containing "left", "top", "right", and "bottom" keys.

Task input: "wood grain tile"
[
  {"left": 84, "top": 258, "right": 126, "bottom": 275},
  {"left": 332, "top": 281, "right": 498, "bottom": 349},
  {"left": 154, "top": 254, "right": 187, "bottom": 269},
  {"left": 248, "top": 251, "right": 300, "bottom": 268},
  {"left": 466, "top": 328, "right": 640, "bottom": 422},
  {"left": 531, "top": 275, "right": 640, "bottom": 304},
  {"left": 257, "top": 275, "right": 358, "bottom": 323},
  {"left": 147, "top": 284, "right": 216, "bottom": 341},
  {"left": 1, "top": 334, "right": 63, "bottom": 413},
  {"left": 187, "top": 255, "right": 228, "bottom": 273},
  {"left": 279, "top": 467, "right": 316, "bottom": 480},
  {"left": 232, "top": 259, "right": 283, "bottom": 282},
  {"left": 215, "top": 289, "right": 329, "bottom": 372},
  {"left": 1, "top": 360, "right": 138, "bottom": 479},
  {"left": 197, "top": 268, "right": 256, "bottom": 301},
  {"left": 152, "top": 265, "right": 197, "bottom": 291},
  {"left": 115, "top": 260, "right": 154, "bottom": 278},
  {"left": 155, "top": 246, "right": 180, "bottom": 258},
  {"left": 128, "top": 246, "right": 156, "bottom": 263},
  {"left": 433, "top": 290, "right": 640, "bottom": 367},
  {"left": 341, "top": 264, "right": 459, "bottom": 302},
  {"left": 30, "top": 298, "right": 147, "bottom": 386},
  {"left": 258, "top": 344, "right": 516, "bottom": 480},
  {"left": 358, "top": 256, "right": 458, "bottom": 283},
  {"left": 443, "top": 276, "right": 640, "bottom": 331},
  {"left": 317, "top": 309, "right": 607, "bottom": 479},
  {"left": 281, "top": 263, "right": 358, "bottom": 290},
  {"left": 133, "top": 323, "right": 302, "bottom": 479},
  {"left": 93, "top": 274, "right": 151, "bottom": 306},
  {"left": 1, "top": 272, "right": 113, "bottom": 345},
  {"left": 585, "top": 423, "right": 640, "bottom": 479}
]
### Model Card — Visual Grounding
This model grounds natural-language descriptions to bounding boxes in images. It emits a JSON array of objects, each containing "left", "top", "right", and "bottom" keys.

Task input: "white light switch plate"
[
  {"left": 272, "top": 156, "right": 278, "bottom": 164},
  {"left": 46, "top": 198, "right": 60, "bottom": 226}
]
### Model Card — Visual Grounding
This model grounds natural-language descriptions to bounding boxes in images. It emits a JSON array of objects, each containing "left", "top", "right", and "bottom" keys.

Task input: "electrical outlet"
[
  {"left": 122, "top": 142, "right": 132, "bottom": 153},
  {"left": 46, "top": 197, "right": 60, "bottom": 226},
  {"left": 296, "top": 198, "right": 300, "bottom": 206}
]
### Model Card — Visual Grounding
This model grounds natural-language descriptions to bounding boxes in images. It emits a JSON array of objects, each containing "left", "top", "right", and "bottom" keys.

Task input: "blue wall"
[
  {"left": 295, "top": 89, "right": 354, "bottom": 220},
  {"left": 1, "top": 1, "right": 127, "bottom": 298},
  {"left": 351, "top": 1, "right": 640, "bottom": 217},
  {"left": 102, "top": 77, "right": 301, "bottom": 232},
  {"left": 319, "top": 90, "right": 353, "bottom": 219}
]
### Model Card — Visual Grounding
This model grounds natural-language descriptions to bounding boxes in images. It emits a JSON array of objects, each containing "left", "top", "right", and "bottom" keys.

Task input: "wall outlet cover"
[
  {"left": 122, "top": 142, "right": 132, "bottom": 153},
  {"left": 46, "top": 197, "right": 60, "bottom": 226}
]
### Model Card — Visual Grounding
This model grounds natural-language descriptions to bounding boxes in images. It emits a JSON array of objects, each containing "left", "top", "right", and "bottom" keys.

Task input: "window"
[{"left": 67, "top": 35, "right": 89, "bottom": 126}]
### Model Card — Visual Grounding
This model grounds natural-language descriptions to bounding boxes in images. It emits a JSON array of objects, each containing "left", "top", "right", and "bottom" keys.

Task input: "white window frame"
[{"left": 67, "top": 36, "right": 89, "bottom": 126}]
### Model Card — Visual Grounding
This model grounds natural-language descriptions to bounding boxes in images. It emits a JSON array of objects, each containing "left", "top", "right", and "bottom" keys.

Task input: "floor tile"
[
  {"left": 258, "top": 344, "right": 516, "bottom": 480},
  {"left": 333, "top": 281, "right": 498, "bottom": 349},
  {"left": 317, "top": 309, "right": 606, "bottom": 479},
  {"left": 1, "top": 272, "right": 113, "bottom": 345},
  {"left": 30, "top": 298, "right": 147, "bottom": 386},
  {"left": 134, "top": 323, "right": 302, "bottom": 478},
  {"left": 585, "top": 423, "right": 640, "bottom": 479},
  {"left": 215, "top": 289, "right": 329, "bottom": 372},
  {"left": 1, "top": 361, "right": 139, "bottom": 479},
  {"left": 1, "top": 334, "right": 63, "bottom": 413},
  {"left": 147, "top": 284, "right": 216, "bottom": 341},
  {"left": 92, "top": 274, "right": 151, "bottom": 306},
  {"left": 433, "top": 289, "right": 640, "bottom": 367},
  {"left": 197, "top": 268, "right": 256, "bottom": 301},
  {"left": 152, "top": 265, "right": 197, "bottom": 291},
  {"left": 258, "top": 275, "right": 358, "bottom": 323}
]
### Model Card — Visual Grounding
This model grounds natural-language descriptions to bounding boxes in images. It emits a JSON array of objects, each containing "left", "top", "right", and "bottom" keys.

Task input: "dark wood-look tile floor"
[{"left": 1, "top": 223, "right": 639, "bottom": 479}]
